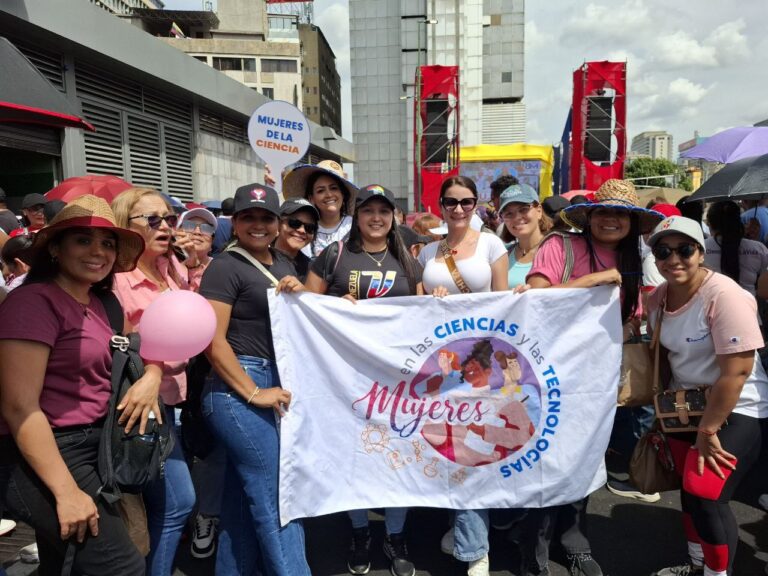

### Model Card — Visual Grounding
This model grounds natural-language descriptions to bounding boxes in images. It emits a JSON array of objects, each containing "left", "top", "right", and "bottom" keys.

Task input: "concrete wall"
[{"left": 194, "top": 131, "right": 266, "bottom": 200}]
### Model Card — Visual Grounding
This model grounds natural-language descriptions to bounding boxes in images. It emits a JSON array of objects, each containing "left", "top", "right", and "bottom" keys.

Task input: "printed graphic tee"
[
  {"left": 704, "top": 236, "right": 768, "bottom": 297},
  {"left": 303, "top": 215, "right": 353, "bottom": 258},
  {"left": 311, "top": 244, "right": 420, "bottom": 299}
]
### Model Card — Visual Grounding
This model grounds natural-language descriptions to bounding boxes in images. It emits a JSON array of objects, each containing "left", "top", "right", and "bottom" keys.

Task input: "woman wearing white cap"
[
  {"left": 645, "top": 216, "right": 768, "bottom": 576},
  {"left": 282, "top": 160, "right": 358, "bottom": 258},
  {"left": 177, "top": 207, "right": 217, "bottom": 274}
]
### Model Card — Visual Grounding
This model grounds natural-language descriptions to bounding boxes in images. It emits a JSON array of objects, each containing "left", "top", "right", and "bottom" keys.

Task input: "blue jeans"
[
  {"left": 453, "top": 509, "right": 489, "bottom": 562},
  {"left": 143, "top": 406, "right": 196, "bottom": 575},
  {"left": 348, "top": 508, "right": 408, "bottom": 535},
  {"left": 203, "top": 355, "right": 310, "bottom": 576}
]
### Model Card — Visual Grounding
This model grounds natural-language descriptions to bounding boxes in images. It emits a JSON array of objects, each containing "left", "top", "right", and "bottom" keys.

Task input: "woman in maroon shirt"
[{"left": 0, "top": 195, "right": 153, "bottom": 575}]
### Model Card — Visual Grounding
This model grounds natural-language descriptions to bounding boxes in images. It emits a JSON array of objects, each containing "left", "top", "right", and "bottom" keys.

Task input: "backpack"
[{"left": 96, "top": 291, "right": 174, "bottom": 501}]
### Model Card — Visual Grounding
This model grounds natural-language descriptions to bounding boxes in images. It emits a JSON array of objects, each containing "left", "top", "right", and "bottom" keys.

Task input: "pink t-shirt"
[
  {"left": 528, "top": 234, "right": 617, "bottom": 284},
  {"left": 0, "top": 282, "right": 113, "bottom": 430},
  {"left": 648, "top": 271, "right": 768, "bottom": 417},
  {"left": 113, "top": 255, "right": 201, "bottom": 406}
]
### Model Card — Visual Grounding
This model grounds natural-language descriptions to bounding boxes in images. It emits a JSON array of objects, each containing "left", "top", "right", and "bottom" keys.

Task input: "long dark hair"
[
  {"left": 346, "top": 199, "right": 421, "bottom": 295},
  {"left": 583, "top": 212, "right": 641, "bottom": 323},
  {"left": 707, "top": 200, "right": 743, "bottom": 283},
  {"left": 305, "top": 172, "right": 350, "bottom": 219},
  {"left": 23, "top": 228, "right": 116, "bottom": 293}
]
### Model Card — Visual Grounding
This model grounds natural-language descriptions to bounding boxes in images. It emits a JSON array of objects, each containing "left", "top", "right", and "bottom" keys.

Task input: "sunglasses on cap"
[
  {"left": 284, "top": 217, "right": 317, "bottom": 235},
  {"left": 441, "top": 197, "right": 477, "bottom": 211},
  {"left": 651, "top": 243, "right": 698, "bottom": 261},
  {"left": 180, "top": 220, "right": 216, "bottom": 235},
  {"left": 128, "top": 213, "right": 179, "bottom": 229}
]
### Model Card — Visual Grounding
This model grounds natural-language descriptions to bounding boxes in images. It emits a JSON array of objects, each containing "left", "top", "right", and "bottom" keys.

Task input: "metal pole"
[{"left": 415, "top": 21, "right": 423, "bottom": 212}]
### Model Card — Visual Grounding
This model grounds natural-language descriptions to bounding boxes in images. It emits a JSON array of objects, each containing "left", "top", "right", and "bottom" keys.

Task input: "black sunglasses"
[
  {"left": 128, "top": 214, "right": 179, "bottom": 229},
  {"left": 285, "top": 217, "right": 317, "bottom": 235},
  {"left": 441, "top": 197, "right": 477, "bottom": 211},
  {"left": 652, "top": 243, "right": 698, "bottom": 261}
]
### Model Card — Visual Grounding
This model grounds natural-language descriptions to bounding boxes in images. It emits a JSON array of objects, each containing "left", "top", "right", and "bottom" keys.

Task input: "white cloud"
[
  {"left": 667, "top": 78, "right": 712, "bottom": 105},
  {"left": 654, "top": 31, "right": 717, "bottom": 68},
  {"left": 707, "top": 19, "right": 750, "bottom": 63},
  {"left": 525, "top": 20, "right": 551, "bottom": 54},
  {"left": 561, "top": 0, "right": 652, "bottom": 42}
]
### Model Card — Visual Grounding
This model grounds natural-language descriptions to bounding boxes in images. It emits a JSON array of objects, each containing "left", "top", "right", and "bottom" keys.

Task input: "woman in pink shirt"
[
  {"left": 0, "top": 195, "right": 147, "bottom": 575},
  {"left": 111, "top": 187, "right": 201, "bottom": 575},
  {"left": 646, "top": 216, "right": 768, "bottom": 576},
  {"left": 523, "top": 179, "right": 664, "bottom": 576}
]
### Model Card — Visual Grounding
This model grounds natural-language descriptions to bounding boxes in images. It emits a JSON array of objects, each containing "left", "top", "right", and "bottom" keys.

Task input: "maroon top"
[{"left": 0, "top": 282, "right": 113, "bottom": 432}]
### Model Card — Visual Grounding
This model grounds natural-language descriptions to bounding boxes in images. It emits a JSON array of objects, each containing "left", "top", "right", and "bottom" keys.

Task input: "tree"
[{"left": 624, "top": 157, "right": 680, "bottom": 188}]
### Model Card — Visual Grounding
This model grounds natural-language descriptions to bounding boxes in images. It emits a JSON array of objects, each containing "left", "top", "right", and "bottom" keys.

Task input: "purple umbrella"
[{"left": 680, "top": 126, "right": 768, "bottom": 163}]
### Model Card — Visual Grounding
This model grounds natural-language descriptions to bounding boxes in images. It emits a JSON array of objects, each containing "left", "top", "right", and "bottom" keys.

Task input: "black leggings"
[
  {"left": 668, "top": 412, "right": 763, "bottom": 575},
  {"left": 1, "top": 426, "right": 145, "bottom": 576}
]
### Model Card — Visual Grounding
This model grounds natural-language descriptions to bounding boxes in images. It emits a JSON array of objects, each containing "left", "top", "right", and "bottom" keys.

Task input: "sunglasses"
[
  {"left": 128, "top": 213, "right": 179, "bottom": 229},
  {"left": 284, "top": 217, "right": 317, "bottom": 235},
  {"left": 652, "top": 243, "right": 698, "bottom": 261},
  {"left": 180, "top": 220, "right": 216, "bottom": 235},
  {"left": 441, "top": 197, "right": 477, "bottom": 211}
]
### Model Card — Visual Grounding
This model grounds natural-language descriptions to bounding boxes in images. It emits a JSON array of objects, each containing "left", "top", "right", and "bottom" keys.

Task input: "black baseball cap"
[
  {"left": 356, "top": 184, "right": 396, "bottom": 209},
  {"left": 542, "top": 195, "right": 569, "bottom": 218},
  {"left": 398, "top": 226, "right": 432, "bottom": 249},
  {"left": 232, "top": 184, "right": 280, "bottom": 216},
  {"left": 280, "top": 198, "right": 319, "bottom": 220},
  {"left": 22, "top": 193, "right": 47, "bottom": 209}
]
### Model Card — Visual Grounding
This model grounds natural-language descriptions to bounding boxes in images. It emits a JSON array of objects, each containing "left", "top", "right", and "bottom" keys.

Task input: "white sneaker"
[
  {"left": 606, "top": 480, "right": 661, "bottom": 503},
  {"left": 191, "top": 514, "right": 217, "bottom": 559},
  {"left": 19, "top": 542, "right": 39, "bottom": 564},
  {"left": 0, "top": 518, "right": 16, "bottom": 536},
  {"left": 440, "top": 527, "right": 454, "bottom": 555},
  {"left": 467, "top": 554, "right": 490, "bottom": 576}
]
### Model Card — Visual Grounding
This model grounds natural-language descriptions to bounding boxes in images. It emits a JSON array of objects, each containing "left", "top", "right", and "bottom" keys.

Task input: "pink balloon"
[{"left": 138, "top": 291, "right": 216, "bottom": 362}]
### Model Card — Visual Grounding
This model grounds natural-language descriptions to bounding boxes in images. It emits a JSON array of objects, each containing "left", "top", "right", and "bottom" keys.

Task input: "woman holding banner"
[
  {"left": 305, "top": 183, "right": 421, "bottom": 576},
  {"left": 418, "top": 175, "right": 508, "bottom": 576},
  {"left": 199, "top": 184, "right": 309, "bottom": 576},
  {"left": 522, "top": 179, "right": 663, "bottom": 576},
  {"left": 283, "top": 159, "right": 358, "bottom": 258}
]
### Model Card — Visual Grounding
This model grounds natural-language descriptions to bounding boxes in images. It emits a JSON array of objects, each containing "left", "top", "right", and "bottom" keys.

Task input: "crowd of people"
[{"left": 0, "top": 167, "right": 766, "bottom": 576}]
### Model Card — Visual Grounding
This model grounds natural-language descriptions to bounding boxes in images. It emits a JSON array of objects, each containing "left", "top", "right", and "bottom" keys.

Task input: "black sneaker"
[
  {"left": 566, "top": 553, "right": 603, "bottom": 576},
  {"left": 383, "top": 532, "right": 415, "bottom": 576},
  {"left": 651, "top": 564, "right": 704, "bottom": 576},
  {"left": 190, "top": 514, "right": 217, "bottom": 559},
  {"left": 347, "top": 527, "right": 371, "bottom": 575}
]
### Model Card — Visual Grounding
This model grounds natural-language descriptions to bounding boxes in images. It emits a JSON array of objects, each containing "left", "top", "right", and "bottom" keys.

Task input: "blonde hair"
[
  {"left": 412, "top": 213, "right": 442, "bottom": 241},
  {"left": 111, "top": 187, "right": 170, "bottom": 228}
]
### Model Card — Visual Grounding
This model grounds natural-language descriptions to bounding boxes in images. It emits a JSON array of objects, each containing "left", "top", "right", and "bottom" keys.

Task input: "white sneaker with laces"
[
  {"left": 191, "top": 514, "right": 217, "bottom": 559},
  {"left": 467, "top": 554, "right": 490, "bottom": 576}
]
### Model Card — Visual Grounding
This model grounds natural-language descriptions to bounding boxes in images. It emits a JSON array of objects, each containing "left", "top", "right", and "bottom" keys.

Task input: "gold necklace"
[
  {"left": 516, "top": 239, "right": 542, "bottom": 258},
  {"left": 362, "top": 247, "right": 388, "bottom": 267}
]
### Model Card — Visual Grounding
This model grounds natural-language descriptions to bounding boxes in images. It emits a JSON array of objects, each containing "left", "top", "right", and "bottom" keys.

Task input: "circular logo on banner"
[
  {"left": 247, "top": 100, "right": 310, "bottom": 174},
  {"left": 408, "top": 337, "right": 542, "bottom": 468}
]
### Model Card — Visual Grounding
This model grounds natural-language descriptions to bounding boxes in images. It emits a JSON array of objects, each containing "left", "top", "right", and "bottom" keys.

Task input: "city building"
[
  {"left": 350, "top": 0, "right": 526, "bottom": 207},
  {"left": 91, "top": 0, "right": 163, "bottom": 16},
  {"left": 630, "top": 130, "right": 673, "bottom": 161},
  {"left": 678, "top": 130, "right": 716, "bottom": 188},
  {"left": 299, "top": 23, "right": 342, "bottom": 136},
  {"left": 0, "top": 0, "right": 352, "bottom": 208}
]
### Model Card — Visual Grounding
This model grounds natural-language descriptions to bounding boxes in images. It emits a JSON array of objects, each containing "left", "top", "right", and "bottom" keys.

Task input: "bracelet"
[
  {"left": 697, "top": 427, "right": 717, "bottom": 437},
  {"left": 247, "top": 388, "right": 261, "bottom": 404}
]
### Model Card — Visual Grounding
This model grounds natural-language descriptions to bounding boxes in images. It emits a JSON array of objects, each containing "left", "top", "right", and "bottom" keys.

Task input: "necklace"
[
  {"left": 363, "top": 247, "right": 388, "bottom": 267},
  {"left": 516, "top": 239, "right": 542, "bottom": 258}
]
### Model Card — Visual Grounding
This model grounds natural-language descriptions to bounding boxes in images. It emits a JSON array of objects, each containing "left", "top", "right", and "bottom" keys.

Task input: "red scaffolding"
[
  {"left": 414, "top": 65, "right": 460, "bottom": 214},
  {"left": 569, "top": 61, "right": 627, "bottom": 191}
]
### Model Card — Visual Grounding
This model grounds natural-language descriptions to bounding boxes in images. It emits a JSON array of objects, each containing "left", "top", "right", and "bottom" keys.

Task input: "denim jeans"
[
  {"left": 143, "top": 405, "right": 196, "bottom": 575},
  {"left": 453, "top": 509, "right": 489, "bottom": 562},
  {"left": 203, "top": 355, "right": 310, "bottom": 576},
  {"left": 191, "top": 441, "right": 226, "bottom": 517},
  {"left": 348, "top": 507, "right": 408, "bottom": 535},
  {"left": 0, "top": 428, "right": 144, "bottom": 576}
]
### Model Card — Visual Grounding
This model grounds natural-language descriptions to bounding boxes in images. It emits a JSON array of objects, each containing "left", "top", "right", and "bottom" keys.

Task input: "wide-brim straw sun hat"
[
  {"left": 561, "top": 179, "right": 664, "bottom": 234},
  {"left": 282, "top": 159, "right": 358, "bottom": 207},
  {"left": 28, "top": 194, "right": 144, "bottom": 273}
]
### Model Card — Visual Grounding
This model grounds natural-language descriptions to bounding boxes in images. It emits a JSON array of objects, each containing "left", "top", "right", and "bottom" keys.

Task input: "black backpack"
[{"left": 96, "top": 291, "right": 174, "bottom": 502}]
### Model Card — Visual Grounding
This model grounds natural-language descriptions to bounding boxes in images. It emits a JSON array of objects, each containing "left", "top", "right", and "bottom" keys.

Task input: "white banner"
[{"left": 270, "top": 287, "right": 621, "bottom": 525}]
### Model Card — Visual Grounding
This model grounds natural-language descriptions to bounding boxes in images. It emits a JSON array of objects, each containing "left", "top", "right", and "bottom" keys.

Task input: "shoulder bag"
[{"left": 439, "top": 240, "right": 471, "bottom": 294}]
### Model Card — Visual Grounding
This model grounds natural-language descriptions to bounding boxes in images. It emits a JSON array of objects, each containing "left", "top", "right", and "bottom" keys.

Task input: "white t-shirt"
[
  {"left": 302, "top": 215, "right": 353, "bottom": 258},
  {"left": 648, "top": 271, "right": 768, "bottom": 418},
  {"left": 704, "top": 236, "right": 768, "bottom": 297},
  {"left": 419, "top": 232, "right": 507, "bottom": 294}
]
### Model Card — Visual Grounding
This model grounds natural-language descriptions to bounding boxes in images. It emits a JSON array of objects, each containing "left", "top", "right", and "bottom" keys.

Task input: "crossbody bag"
[{"left": 227, "top": 245, "right": 280, "bottom": 285}]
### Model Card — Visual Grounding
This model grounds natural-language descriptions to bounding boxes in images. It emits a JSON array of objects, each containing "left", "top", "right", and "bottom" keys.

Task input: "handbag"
[
  {"left": 439, "top": 240, "right": 471, "bottom": 293},
  {"left": 654, "top": 386, "right": 711, "bottom": 433},
  {"left": 628, "top": 428, "right": 681, "bottom": 493},
  {"left": 618, "top": 311, "right": 663, "bottom": 407}
]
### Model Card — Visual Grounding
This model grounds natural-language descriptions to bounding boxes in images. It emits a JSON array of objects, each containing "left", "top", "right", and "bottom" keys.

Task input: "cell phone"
[{"left": 171, "top": 235, "right": 188, "bottom": 262}]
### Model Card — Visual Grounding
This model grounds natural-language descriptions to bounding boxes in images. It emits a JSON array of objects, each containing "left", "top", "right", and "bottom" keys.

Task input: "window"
[
  {"left": 261, "top": 59, "right": 298, "bottom": 73},
  {"left": 243, "top": 58, "right": 257, "bottom": 72},
  {"left": 268, "top": 16, "right": 298, "bottom": 30},
  {"left": 193, "top": 55, "right": 208, "bottom": 63},
  {"left": 262, "top": 87, "right": 274, "bottom": 99},
  {"left": 501, "top": 72, "right": 513, "bottom": 83},
  {"left": 213, "top": 57, "right": 242, "bottom": 71},
  {"left": 313, "top": 86, "right": 318, "bottom": 94},
  {"left": 490, "top": 14, "right": 502, "bottom": 26}
]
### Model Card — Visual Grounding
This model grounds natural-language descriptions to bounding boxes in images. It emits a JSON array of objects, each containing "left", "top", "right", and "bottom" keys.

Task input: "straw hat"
[
  {"left": 282, "top": 159, "right": 358, "bottom": 207},
  {"left": 29, "top": 194, "right": 144, "bottom": 272},
  {"left": 561, "top": 179, "right": 664, "bottom": 234}
]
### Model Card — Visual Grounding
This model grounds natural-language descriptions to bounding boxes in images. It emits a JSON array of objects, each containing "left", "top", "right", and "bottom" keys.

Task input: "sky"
[{"left": 164, "top": 0, "right": 768, "bottom": 152}]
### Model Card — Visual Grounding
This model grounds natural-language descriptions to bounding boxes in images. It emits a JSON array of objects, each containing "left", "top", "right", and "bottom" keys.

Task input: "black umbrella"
[
  {"left": 0, "top": 37, "right": 94, "bottom": 131},
  {"left": 687, "top": 153, "right": 768, "bottom": 203}
]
